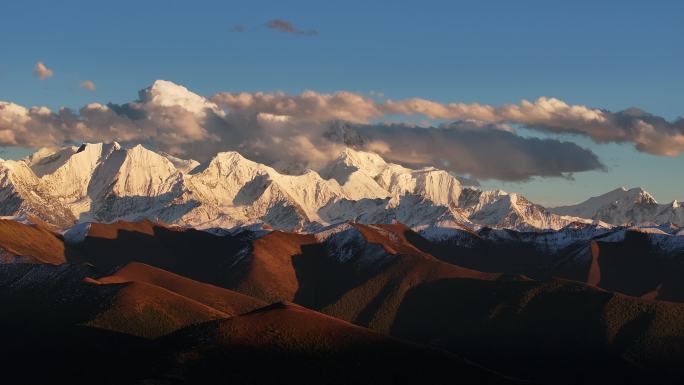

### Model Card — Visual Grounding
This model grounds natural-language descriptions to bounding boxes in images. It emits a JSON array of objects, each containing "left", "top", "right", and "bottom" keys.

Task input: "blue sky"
[{"left": 0, "top": 0, "right": 682, "bottom": 205}]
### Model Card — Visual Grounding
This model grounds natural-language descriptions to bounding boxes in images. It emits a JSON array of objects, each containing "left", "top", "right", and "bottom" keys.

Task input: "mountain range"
[
  {"left": 2, "top": 139, "right": 682, "bottom": 233},
  {"left": 2, "top": 82, "right": 683, "bottom": 383}
]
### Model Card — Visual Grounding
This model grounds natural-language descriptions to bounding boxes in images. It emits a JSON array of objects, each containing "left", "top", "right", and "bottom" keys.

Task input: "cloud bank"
[
  {"left": 1, "top": 80, "right": 678, "bottom": 181},
  {"left": 350, "top": 121, "right": 604, "bottom": 181},
  {"left": 213, "top": 91, "right": 684, "bottom": 157}
]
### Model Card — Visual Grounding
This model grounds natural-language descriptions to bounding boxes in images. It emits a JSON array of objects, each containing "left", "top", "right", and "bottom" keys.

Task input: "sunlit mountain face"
[{"left": 1, "top": 1, "right": 683, "bottom": 384}]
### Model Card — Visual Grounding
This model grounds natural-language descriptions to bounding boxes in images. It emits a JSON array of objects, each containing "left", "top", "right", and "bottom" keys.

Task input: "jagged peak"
[
  {"left": 623, "top": 187, "right": 657, "bottom": 204},
  {"left": 125, "top": 143, "right": 154, "bottom": 155},
  {"left": 586, "top": 186, "right": 654, "bottom": 203},
  {"left": 211, "top": 151, "right": 254, "bottom": 165},
  {"left": 106, "top": 144, "right": 186, "bottom": 178},
  {"left": 191, "top": 150, "right": 263, "bottom": 175},
  {"left": 337, "top": 147, "right": 387, "bottom": 169},
  {"left": 115, "top": 144, "right": 179, "bottom": 170},
  {"left": 79, "top": 141, "right": 121, "bottom": 155}
]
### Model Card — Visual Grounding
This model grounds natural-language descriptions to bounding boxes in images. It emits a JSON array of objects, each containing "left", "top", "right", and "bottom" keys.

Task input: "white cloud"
[
  {"left": 212, "top": 90, "right": 382, "bottom": 123},
  {"left": 80, "top": 80, "right": 96, "bottom": 91},
  {"left": 33, "top": 62, "right": 54, "bottom": 80}
]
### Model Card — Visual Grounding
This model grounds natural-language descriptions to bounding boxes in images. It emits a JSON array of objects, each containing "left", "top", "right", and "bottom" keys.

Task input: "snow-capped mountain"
[
  {"left": 0, "top": 140, "right": 589, "bottom": 232},
  {"left": 550, "top": 187, "right": 684, "bottom": 226},
  {"left": 0, "top": 159, "right": 76, "bottom": 228}
]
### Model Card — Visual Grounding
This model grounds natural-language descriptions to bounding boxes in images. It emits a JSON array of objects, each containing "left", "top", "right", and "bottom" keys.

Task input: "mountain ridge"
[
  {"left": 0, "top": 141, "right": 680, "bottom": 231},
  {"left": 551, "top": 186, "right": 684, "bottom": 225}
]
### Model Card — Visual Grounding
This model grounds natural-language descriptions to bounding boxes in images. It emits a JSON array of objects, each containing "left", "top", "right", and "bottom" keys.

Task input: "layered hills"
[{"left": 1, "top": 217, "right": 684, "bottom": 383}]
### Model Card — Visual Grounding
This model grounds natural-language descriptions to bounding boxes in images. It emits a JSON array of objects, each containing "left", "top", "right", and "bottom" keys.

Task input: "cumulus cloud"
[
  {"left": 80, "top": 80, "right": 96, "bottom": 91},
  {"left": 0, "top": 80, "right": 219, "bottom": 151},
  {"left": 266, "top": 19, "right": 318, "bottom": 36},
  {"left": 7, "top": 79, "right": 682, "bottom": 181},
  {"left": 33, "top": 62, "right": 53, "bottom": 80}
]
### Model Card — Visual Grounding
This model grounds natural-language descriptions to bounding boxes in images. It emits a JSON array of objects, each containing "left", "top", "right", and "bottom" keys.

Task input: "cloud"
[
  {"left": 266, "top": 19, "right": 318, "bottom": 36},
  {"left": 211, "top": 90, "right": 383, "bottom": 123},
  {"left": 350, "top": 121, "right": 605, "bottom": 181},
  {"left": 215, "top": 89, "right": 684, "bottom": 157},
  {"left": 0, "top": 81, "right": 219, "bottom": 152},
  {"left": 381, "top": 97, "right": 684, "bottom": 156},
  {"left": 6, "top": 79, "right": 673, "bottom": 182},
  {"left": 80, "top": 80, "right": 96, "bottom": 91},
  {"left": 33, "top": 62, "right": 53, "bottom": 80}
]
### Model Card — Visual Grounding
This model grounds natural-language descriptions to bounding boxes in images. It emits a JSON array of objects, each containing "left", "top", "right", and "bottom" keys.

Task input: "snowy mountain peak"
[
  {"left": 626, "top": 187, "right": 657, "bottom": 204},
  {"left": 26, "top": 142, "right": 121, "bottom": 203},
  {"left": 338, "top": 148, "right": 388, "bottom": 173},
  {"left": 550, "top": 186, "right": 681, "bottom": 226},
  {"left": 106, "top": 144, "right": 181, "bottom": 195},
  {"left": 196, "top": 151, "right": 261, "bottom": 175}
]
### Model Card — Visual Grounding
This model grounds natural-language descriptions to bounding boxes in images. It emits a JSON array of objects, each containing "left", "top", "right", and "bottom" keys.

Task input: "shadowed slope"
[
  {"left": 0, "top": 263, "right": 234, "bottom": 340},
  {"left": 592, "top": 231, "right": 684, "bottom": 302},
  {"left": 407, "top": 226, "right": 684, "bottom": 303},
  {"left": 219, "top": 222, "right": 506, "bottom": 334},
  {"left": 392, "top": 277, "right": 684, "bottom": 384},
  {"left": 229, "top": 231, "right": 316, "bottom": 302},
  {"left": 155, "top": 302, "right": 514, "bottom": 384},
  {"left": 66, "top": 220, "right": 251, "bottom": 287},
  {"left": 0, "top": 262, "right": 515, "bottom": 384}
]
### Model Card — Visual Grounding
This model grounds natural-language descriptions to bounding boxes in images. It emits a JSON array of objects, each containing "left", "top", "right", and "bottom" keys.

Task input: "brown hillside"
[
  {"left": 99, "top": 262, "right": 267, "bottom": 316},
  {"left": 156, "top": 302, "right": 514, "bottom": 384},
  {"left": 0, "top": 218, "right": 65, "bottom": 264}
]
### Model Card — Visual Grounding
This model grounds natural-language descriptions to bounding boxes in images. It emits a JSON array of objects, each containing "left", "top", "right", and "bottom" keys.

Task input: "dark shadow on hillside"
[
  {"left": 0, "top": 263, "right": 158, "bottom": 384},
  {"left": 234, "top": 174, "right": 272, "bottom": 205},
  {"left": 403, "top": 227, "right": 591, "bottom": 281},
  {"left": 291, "top": 237, "right": 400, "bottom": 311},
  {"left": 391, "top": 276, "right": 684, "bottom": 384},
  {"left": 291, "top": 243, "right": 367, "bottom": 309},
  {"left": 596, "top": 231, "right": 673, "bottom": 296},
  {"left": 65, "top": 224, "right": 251, "bottom": 288}
]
